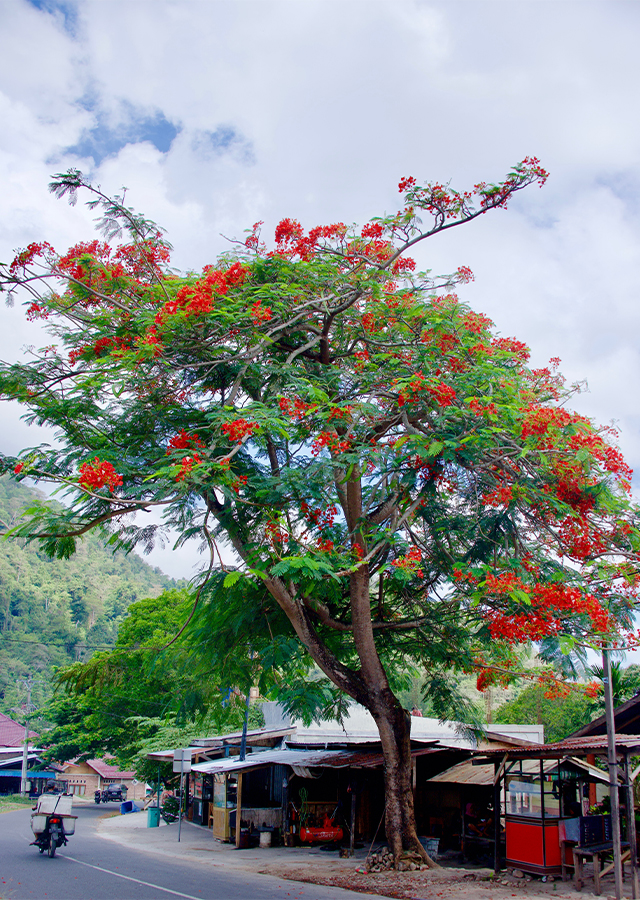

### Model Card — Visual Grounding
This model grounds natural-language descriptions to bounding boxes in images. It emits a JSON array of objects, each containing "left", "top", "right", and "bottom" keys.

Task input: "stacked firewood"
[{"left": 365, "top": 849, "right": 426, "bottom": 872}]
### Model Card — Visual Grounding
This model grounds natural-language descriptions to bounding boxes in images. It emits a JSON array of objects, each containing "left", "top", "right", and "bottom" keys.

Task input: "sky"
[{"left": 1, "top": 0, "right": 640, "bottom": 582}]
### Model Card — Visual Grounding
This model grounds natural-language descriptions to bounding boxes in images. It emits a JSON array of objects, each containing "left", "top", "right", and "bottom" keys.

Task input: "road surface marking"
[{"left": 63, "top": 856, "right": 204, "bottom": 899}]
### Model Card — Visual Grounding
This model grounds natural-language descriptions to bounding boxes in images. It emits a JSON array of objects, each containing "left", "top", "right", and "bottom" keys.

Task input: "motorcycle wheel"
[{"left": 48, "top": 834, "right": 56, "bottom": 857}]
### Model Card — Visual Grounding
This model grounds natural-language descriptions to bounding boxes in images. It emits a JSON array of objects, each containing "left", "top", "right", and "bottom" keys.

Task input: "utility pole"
[
  {"left": 17, "top": 676, "right": 36, "bottom": 796},
  {"left": 602, "top": 646, "right": 623, "bottom": 900}
]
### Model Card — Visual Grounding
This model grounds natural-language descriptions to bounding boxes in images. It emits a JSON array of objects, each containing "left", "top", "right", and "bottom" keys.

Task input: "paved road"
[{"left": 0, "top": 804, "right": 382, "bottom": 900}]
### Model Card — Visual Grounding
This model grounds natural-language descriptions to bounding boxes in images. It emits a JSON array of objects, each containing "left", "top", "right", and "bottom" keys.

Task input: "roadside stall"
[
  {"left": 503, "top": 757, "right": 607, "bottom": 877},
  {"left": 478, "top": 734, "right": 640, "bottom": 894},
  {"left": 211, "top": 772, "right": 238, "bottom": 840}
]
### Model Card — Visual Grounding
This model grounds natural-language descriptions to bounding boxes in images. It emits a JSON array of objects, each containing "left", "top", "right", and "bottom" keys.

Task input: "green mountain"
[{"left": 0, "top": 475, "right": 174, "bottom": 716}]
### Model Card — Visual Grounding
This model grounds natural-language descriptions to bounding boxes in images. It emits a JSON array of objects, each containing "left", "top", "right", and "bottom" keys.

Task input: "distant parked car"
[{"left": 100, "top": 784, "right": 127, "bottom": 803}]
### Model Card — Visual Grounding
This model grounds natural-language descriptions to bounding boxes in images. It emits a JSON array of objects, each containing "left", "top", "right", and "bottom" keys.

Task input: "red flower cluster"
[
  {"left": 231, "top": 474, "right": 248, "bottom": 495},
  {"left": 221, "top": 419, "right": 259, "bottom": 443},
  {"left": 491, "top": 336, "right": 530, "bottom": 362},
  {"left": 456, "top": 265, "right": 474, "bottom": 283},
  {"left": 583, "top": 681, "right": 601, "bottom": 700},
  {"left": 362, "top": 312, "right": 379, "bottom": 332},
  {"left": 557, "top": 516, "right": 609, "bottom": 561},
  {"left": 426, "top": 382, "right": 456, "bottom": 407},
  {"left": 250, "top": 301, "right": 272, "bottom": 324},
  {"left": 245, "top": 221, "right": 264, "bottom": 250},
  {"left": 484, "top": 571, "right": 524, "bottom": 594},
  {"left": 482, "top": 485, "right": 513, "bottom": 507},
  {"left": 167, "top": 430, "right": 205, "bottom": 454},
  {"left": 398, "top": 176, "right": 417, "bottom": 193},
  {"left": 392, "top": 546, "right": 423, "bottom": 577},
  {"left": 462, "top": 311, "right": 493, "bottom": 334},
  {"left": 10, "top": 241, "right": 54, "bottom": 273},
  {"left": 397, "top": 372, "right": 426, "bottom": 406},
  {"left": 279, "top": 396, "right": 313, "bottom": 420},
  {"left": 453, "top": 568, "right": 478, "bottom": 584},
  {"left": 353, "top": 348, "right": 370, "bottom": 371},
  {"left": 361, "top": 222, "right": 385, "bottom": 239},
  {"left": 391, "top": 256, "right": 416, "bottom": 275},
  {"left": 553, "top": 466, "right": 596, "bottom": 516},
  {"left": 468, "top": 397, "right": 497, "bottom": 417},
  {"left": 483, "top": 577, "right": 611, "bottom": 643},
  {"left": 328, "top": 405, "right": 353, "bottom": 421},
  {"left": 155, "top": 263, "right": 247, "bottom": 324},
  {"left": 138, "top": 326, "right": 164, "bottom": 357},
  {"left": 311, "top": 431, "right": 351, "bottom": 456},
  {"left": 26, "top": 303, "right": 50, "bottom": 321},
  {"left": 300, "top": 502, "right": 338, "bottom": 529},
  {"left": 537, "top": 672, "right": 572, "bottom": 700},
  {"left": 265, "top": 520, "right": 286, "bottom": 548},
  {"left": 113, "top": 240, "right": 170, "bottom": 278},
  {"left": 91, "top": 336, "right": 131, "bottom": 359},
  {"left": 520, "top": 404, "right": 574, "bottom": 439},
  {"left": 275, "top": 218, "right": 304, "bottom": 244},
  {"left": 58, "top": 240, "right": 112, "bottom": 282},
  {"left": 72, "top": 336, "right": 133, "bottom": 366},
  {"left": 317, "top": 537, "right": 335, "bottom": 553},
  {"left": 176, "top": 455, "right": 202, "bottom": 481},
  {"left": 78, "top": 458, "right": 123, "bottom": 492},
  {"left": 274, "top": 219, "right": 347, "bottom": 260}
]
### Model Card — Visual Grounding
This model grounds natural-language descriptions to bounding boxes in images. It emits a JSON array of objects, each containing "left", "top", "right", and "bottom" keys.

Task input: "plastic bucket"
[
  {"left": 259, "top": 830, "right": 272, "bottom": 848},
  {"left": 419, "top": 836, "right": 439, "bottom": 858},
  {"left": 147, "top": 807, "right": 160, "bottom": 828}
]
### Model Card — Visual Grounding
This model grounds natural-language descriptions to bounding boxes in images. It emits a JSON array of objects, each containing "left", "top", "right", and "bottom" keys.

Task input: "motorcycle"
[
  {"left": 30, "top": 793, "right": 76, "bottom": 858},
  {"left": 94, "top": 790, "right": 101, "bottom": 804}
]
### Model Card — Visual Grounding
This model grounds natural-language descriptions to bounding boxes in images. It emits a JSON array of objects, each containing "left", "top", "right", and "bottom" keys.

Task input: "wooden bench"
[{"left": 572, "top": 841, "right": 630, "bottom": 895}]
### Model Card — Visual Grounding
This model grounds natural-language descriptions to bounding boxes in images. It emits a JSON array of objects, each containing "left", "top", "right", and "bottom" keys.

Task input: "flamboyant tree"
[{"left": 2, "top": 160, "right": 640, "bottom": 863}]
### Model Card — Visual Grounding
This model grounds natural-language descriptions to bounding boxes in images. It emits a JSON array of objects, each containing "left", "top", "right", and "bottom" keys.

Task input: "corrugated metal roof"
[
  {"left": 0, "top": 753, "right": 46, "bottom": 770},
  {"left": 477, "top": 734, "right": 640, "bottom": 759},
  {"left": 190, "top": 727, "right": 295, "bottom": 747},
  {"left": 430, "top": 756, "right": 611, "bottom": 786},
  {"left": 191, "top": 748, "right": 353, "bottom": 775},
  {"left": 190, "top": 744, "right": 442, "bottom": 776},
  {"left": 342, "top": 746, "right": 441, "bottom": 769}
]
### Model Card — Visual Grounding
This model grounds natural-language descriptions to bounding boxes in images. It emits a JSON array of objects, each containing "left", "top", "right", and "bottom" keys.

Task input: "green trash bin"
[{"left": 147, "top": 806, "right": 160, "bottom": 828}]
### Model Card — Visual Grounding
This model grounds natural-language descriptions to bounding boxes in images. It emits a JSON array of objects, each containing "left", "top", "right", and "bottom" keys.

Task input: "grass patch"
[{"left": 0, "top": 793, "right": 34, "bottom": 814}]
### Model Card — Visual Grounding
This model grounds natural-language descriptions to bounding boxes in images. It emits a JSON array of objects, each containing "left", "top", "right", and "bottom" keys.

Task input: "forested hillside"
[{"left": 0, "top": 476, "right": 173, "bottom": 716}]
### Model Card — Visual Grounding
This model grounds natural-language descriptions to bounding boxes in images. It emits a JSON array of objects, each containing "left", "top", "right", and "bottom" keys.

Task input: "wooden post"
[
  {"left": 493, "top": 760, "right": 501, "bottom": 873},
  {"left": 624, "top": 753, "right": 639, "bottom": 899},
  {"left": 350, "top": 784, "right": 356, "bottom": 857},
  {"left": 282, "top": 774, "right": 289, "bottom": 845},
  {"left": 603, "top": 645, "right": 624, "bottom": 900},
  {"left": 235, "top": 773, "right": 243, "bottom": 849}
]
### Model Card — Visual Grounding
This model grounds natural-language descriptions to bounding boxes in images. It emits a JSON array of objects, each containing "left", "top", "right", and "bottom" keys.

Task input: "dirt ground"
[
  {"left": 257, "top": 860, "right": 624, "bottom": 900},
  {"left": 95, "top": 810, "right": 629, "bottom": 900}
]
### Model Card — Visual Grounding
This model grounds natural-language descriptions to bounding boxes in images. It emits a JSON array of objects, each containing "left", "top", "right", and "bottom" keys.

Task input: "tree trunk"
[
  {"left": 227, "top": 486, "right": 438, "bottom": 869},
  {"left": 367, "top": 689, "right": 437, "bottom": 867},
  {"left": 340, "top": 469, "right": 437, "bottom": 867}
]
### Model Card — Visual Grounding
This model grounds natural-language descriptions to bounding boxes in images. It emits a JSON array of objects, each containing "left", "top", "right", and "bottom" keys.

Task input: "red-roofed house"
[
  {"left": 0, "top": 712, "right": 38, "bottom": 747},
  {"left": 57, "top": 757, "right": 145, "bottom": 799}
]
